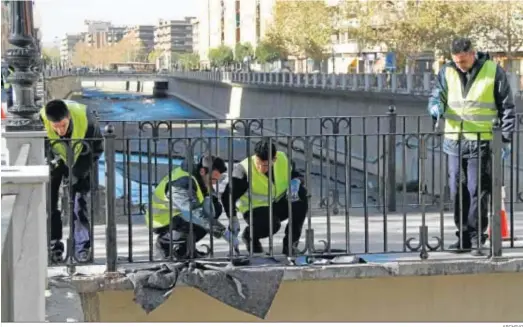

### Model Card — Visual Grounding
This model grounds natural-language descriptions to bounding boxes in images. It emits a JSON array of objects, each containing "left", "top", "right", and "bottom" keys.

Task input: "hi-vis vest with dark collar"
[
  {"left": 145, "top": 167, "right": 204, "bottom": 229},
  {"left": 444, "top": 60, "right": 497, "bottom": 140},
  {"left": 237, "top": 151, "right": 290, "bottom": 213},
  {"left": 40, "top": 100, "right": 88, "bottom": 164}
]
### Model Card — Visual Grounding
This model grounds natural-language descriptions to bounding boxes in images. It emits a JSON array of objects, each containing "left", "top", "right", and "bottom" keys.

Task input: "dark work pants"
[
  {"left": 49, "top": 163, "right": 91, "bottom": 252},
  {"left": 155, "top": 198, "right": 223, "bottom": 252},
  {"left": 448, "top": 153, "right": 491, "bottom": 240},
  {"left": 242, "top": 185, "right": 308, "bottom": 247}
]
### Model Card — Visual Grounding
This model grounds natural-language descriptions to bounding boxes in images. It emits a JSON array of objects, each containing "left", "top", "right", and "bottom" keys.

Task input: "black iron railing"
[{"left": 43, "top": 115, "right": 523, "bottom": 273}]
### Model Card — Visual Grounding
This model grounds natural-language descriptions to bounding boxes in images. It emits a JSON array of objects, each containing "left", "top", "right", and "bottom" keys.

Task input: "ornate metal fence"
[{"left": 43, "top": 115, "right": 523, "bottom": 273}]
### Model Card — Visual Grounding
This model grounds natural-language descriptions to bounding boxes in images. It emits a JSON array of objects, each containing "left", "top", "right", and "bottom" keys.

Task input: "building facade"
[
  {"left": 192, "top": 18, "right": 200, "bottom": 53},
  {"left": 107, "top": 26, "right": 126, "bottom": 46},
  {"left": 60, "top": 34, "right": 84, "bottom": 65},
  {"left": 197, "top": 0, "right": 275, "bottom": 65},
  {"left": 125, "top": 25, "right": 155, "bottom": 50},
  {"left": 154, "top": 17, "right": 196, "bottom": 69},
  {"left": 83, "top": 20, "right": 111, "bottom": 48}
]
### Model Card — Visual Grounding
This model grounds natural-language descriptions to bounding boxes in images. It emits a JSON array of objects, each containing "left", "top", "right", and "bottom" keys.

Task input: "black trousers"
[
  {"left": 49, "top": 163, "right": 92, "bottom": 250},
  {"left": 155, "top": 197, "right": 223, "bottom": 250},
  {"left": 448, "top": 153, "right": 491, "bottom": 240},
  {"left": 242, "top": 185, "right": 308, "bottom": 246}
]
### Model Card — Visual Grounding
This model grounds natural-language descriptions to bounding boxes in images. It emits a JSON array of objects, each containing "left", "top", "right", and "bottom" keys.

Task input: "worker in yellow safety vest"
[
  {"left": 427, "top": 37, "right": 515, "bottom": 256},
  {"left": 145, "top": 155, "right": 239, "bottom": 259},
  {"left": 221, "top": 139, "right": 309, "bottom": 256},
  {"left": 40, "top": 99, "right": 104, "bottom": 263}
]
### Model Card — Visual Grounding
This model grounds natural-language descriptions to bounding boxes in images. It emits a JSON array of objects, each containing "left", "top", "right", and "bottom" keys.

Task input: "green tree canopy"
[
  {"left": 179, "top": 53, "right": 200, "bottom": 70},
  {"left": 234, "top": 42, "right": 254, "bottom": 62},
  {"left": 208, "top": 45, "right": 234, "bottom": 67},
  {"left": 42, "top": 46, "right": 61, "bottom": 65},
  {"left": 147, "top": 50, "right": 162, "bottom": 63},
  {"left": 255, "top": 38, "right": 285, "bottom": 64},
  {"left": 344, "top": 1, "right": 478, "bottom": 63},
  {"left": 267, "top": 0, "right": 333, "bottom": 60},
  {"left": 472, "top": 1, "right": 523, "bottom": 70}
]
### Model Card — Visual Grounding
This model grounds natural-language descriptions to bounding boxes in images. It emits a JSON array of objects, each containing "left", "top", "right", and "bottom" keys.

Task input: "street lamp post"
[{"left": 5, "top": 0, "right": 42, "bottom": 131}]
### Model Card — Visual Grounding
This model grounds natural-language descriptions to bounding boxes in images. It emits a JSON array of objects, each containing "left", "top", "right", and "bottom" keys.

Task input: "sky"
[{"left": 35, "top": 0, "right": 199, "bottom": 45}]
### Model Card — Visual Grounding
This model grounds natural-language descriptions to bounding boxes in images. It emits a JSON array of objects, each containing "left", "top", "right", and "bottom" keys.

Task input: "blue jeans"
[{"left": 447, "top": 153, "right": 491, "bottom": 240}]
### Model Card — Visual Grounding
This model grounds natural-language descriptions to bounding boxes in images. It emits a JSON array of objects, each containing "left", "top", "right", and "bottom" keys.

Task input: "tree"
[
  {"left": 113, "top": 37, "right": 143, "bottom": 62},
  {"left": 71, "top": 42, "right": 93, "bottom": 67},
  {"left": 255, "top": 38, "right": 285, "bottom": 64},
  {"left": 472, "top": 2, "right": 523, "bottom": 71},
  {"left": 42, "top": 46, "right": 61, "bottom": 66},
  {"left": 170, "top": 51, "right": 182, "bottom": 68},
  {"left": 344, "top": 1, "right": 478, "bottom": 70},
  {"left": 267, "top": 0, "right": 333, "bottom": 61},
  {"left": 179, "top": 53, "right": 200, "bottom": 70},
  {"left": 148, "top": 49, "right": 162, "bottom": 64},
  {"left": 234, "top": 42, "right": 254, "bottom": 62},
  {"left": 208, "top": 45, "right": 234, "bottom": 67}
]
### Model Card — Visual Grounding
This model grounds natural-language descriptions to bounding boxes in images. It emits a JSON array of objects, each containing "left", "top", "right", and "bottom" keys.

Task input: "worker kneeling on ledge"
[
  {"left": 145, "top": 155, "right": 239, "bottom": 259},
  {"left": 222, "top": 139, "right": 308, "bottom": 256}
]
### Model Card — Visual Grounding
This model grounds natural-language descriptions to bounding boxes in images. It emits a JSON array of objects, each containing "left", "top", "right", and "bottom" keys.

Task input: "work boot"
[
  {"left": 448, "top": 239, "right": 471, "bottom": 253},
  {"left": 155, "top": 238, "right": 207, "bottom": 260},
  {"left": 282, "top": 238, "right": 299, "bottom": 257},
  {"left": 49, "top": 240, "right": 65, "bottom": 263},
  {"left": 242, "top": 229, "right": 264, "bottom": 254},
  {"left": 470, "top": 237, "right": 485, "bottom": 257},
  {"left": 75, "top": 247, "right": 91, "bottom": 262},
  {"left": 448, "top": 230, "right": 472, "bottom": 253},
  {"left": 174, "top": 244, "right": 208, "bottom": 259}
]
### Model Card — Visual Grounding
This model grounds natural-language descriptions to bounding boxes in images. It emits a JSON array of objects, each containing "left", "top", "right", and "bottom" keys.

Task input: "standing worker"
[
  {"left": 41, "top": 99, "right": 104, "bottom": 262},
  {"left": 221, "top": 139, "right": 308, "bottom": 256},
  {"left": 145, "top": 155, "right": 239, "bottom": 259},
  {"left": 428, "top": 37, "right": 515, "bottom": 255}
]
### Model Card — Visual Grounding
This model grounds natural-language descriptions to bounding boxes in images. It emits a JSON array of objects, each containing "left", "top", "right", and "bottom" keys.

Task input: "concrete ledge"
[{"left": 49, "top": 256, "right": 523, "bottom": 294}]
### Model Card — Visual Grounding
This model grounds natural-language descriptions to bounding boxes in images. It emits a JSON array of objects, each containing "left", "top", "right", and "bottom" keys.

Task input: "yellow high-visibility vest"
[
  {"left": 145, "top": 167, "right": 204, "bottom": 229},
  {"left": 237, "top": 151, "right": 290, "bottom": 214},
  {"left": 444, "top": 60, "right": 497, "bottom": 140},
  {"left": 40, "top": 101, "right": 88, "bottom": 163}
]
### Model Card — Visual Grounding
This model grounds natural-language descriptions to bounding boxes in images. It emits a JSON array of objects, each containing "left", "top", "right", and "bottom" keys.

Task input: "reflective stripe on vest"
[
  {"left": 144, "top": 167, "right": 204, "bottom": 229},
  {"left": 40, "top": 101, "right": 89, "bottom": 163},
  {"left": 237, "top": 151, "right": 290, "bottom": 214},
  {"left": 444, "top": 60, "right": 497, "bottom": 140}
]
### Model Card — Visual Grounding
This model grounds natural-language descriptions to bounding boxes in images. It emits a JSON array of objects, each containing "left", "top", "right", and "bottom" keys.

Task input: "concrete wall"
[
  {"left": 80, "top": 81, "right": 154, "bottom": 94},
  {"left": 166, "top": 77, "right": 523, "bottom": 200},
  {"left": 77, "top": 271, "right": 523, "bottom": 322},
  {"left": 46, "top": 76, "right": 82, "bottom": 100}
]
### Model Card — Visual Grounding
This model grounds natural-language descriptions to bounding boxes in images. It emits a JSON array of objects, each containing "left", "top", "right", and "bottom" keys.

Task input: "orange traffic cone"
[
  {"left": 1, "top": 106, "right": 6, "bottom": 119},
  {"left": 489, "top": 186, "right": 512, "bottom": 241}
]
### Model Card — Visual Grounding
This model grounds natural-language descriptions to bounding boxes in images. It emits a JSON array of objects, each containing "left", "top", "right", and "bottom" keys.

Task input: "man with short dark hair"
[
  {"left": 145, "top": 155, "right": 239, "bottom": 259},
  {"left": 221, "top": 139, "right": 308, "bottom": 256},
  {"left": 41, "top": 99, "right": 104, "bottom": 262},
  {"left": 428, "top": 37, "right": 516, "bottom": 255}
]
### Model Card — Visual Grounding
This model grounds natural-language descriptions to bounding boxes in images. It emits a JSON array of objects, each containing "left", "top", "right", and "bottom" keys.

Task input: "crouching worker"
[
  {"left": 41, "top": 99, "right": 104, "bottom": 262},
  {"left": 145, "top": 155, "right": 240, "bottom": 259},
  {"left": 222, "top": 139, "right": 308, "bottom": 256}
]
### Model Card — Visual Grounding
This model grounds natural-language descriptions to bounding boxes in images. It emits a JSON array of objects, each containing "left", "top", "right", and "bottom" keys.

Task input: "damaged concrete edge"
[{"left": 48, "top": 257, "right": 523, "bottom": 294}]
